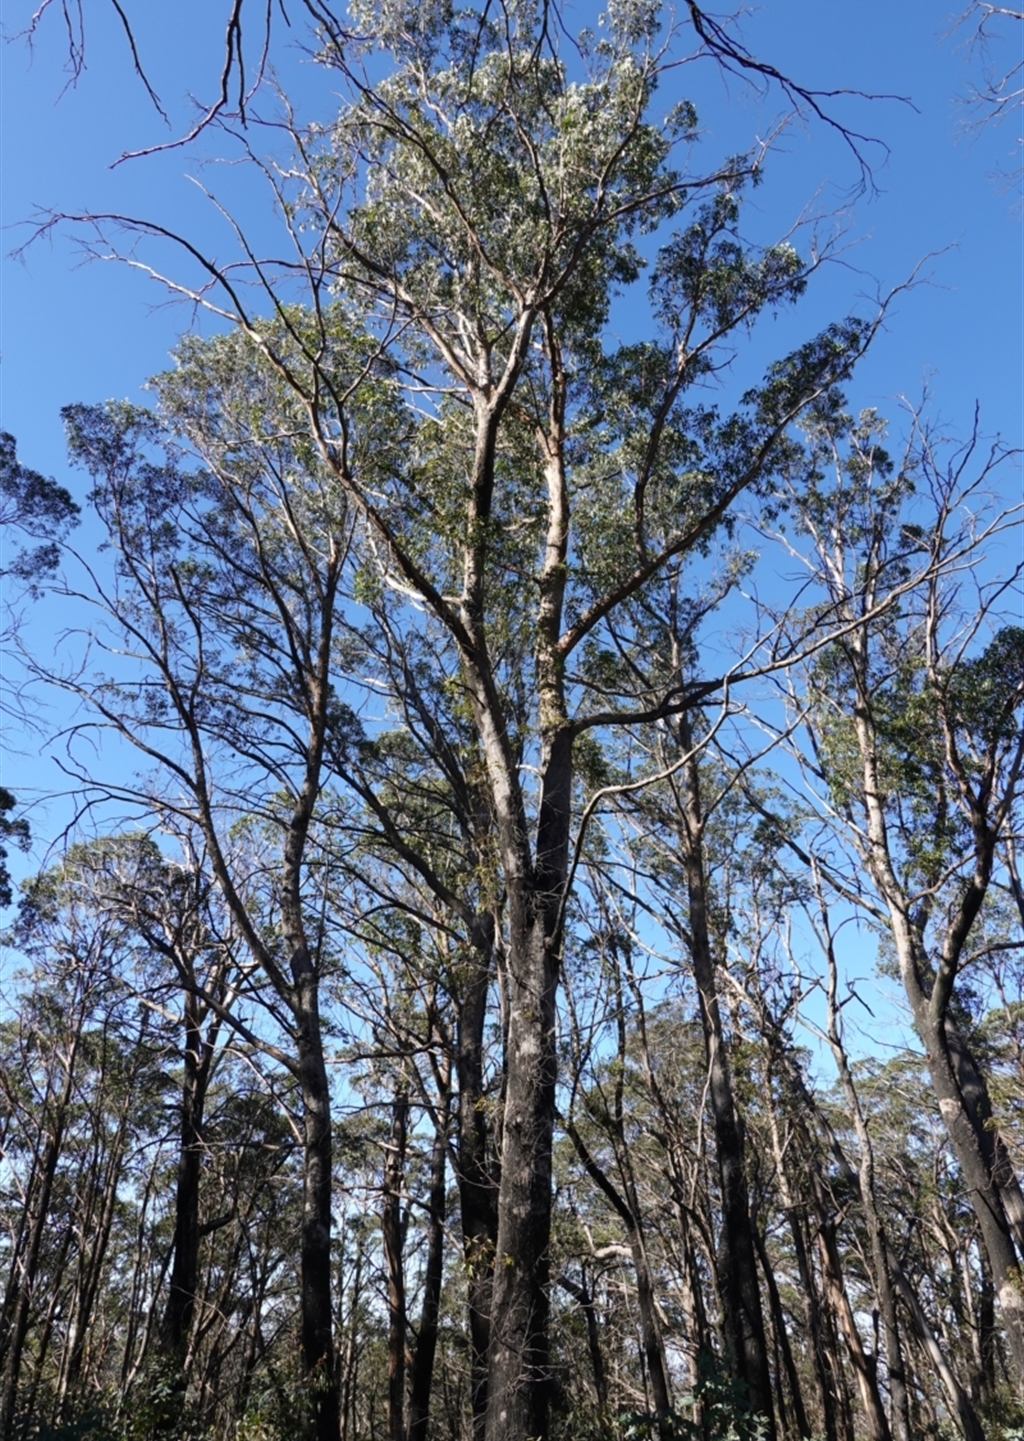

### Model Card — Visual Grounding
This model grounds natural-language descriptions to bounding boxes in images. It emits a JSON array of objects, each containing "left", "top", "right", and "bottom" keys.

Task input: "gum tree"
[
  {"left": 38, "top": 4, "right": 898, "bottom": 1435},
  {"left": 772, "top": 408, "right": 1024, "bottom": 1392}
]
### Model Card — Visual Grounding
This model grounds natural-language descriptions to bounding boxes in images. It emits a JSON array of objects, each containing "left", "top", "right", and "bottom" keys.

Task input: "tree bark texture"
[
  {"left": 484, "top": 908, "right": 559, "bottom": 1441},
  {"left": 407, "top": 1102, "right": 447, "bottom": 1441},
  {"left": 382, "top": 1088, "right": 408, "bottom": 1441},
  {"left": 457, "top": 933, "right": 498, "bottom": 1440},
  {"left": 160, "top": 994, "right": 211, "bottom": 1364},
  {"left": 295, "top": 971, "right": 341, "bottom": 1441},
  {"left": 677, "top": 718, "right": 776, "bottom": 1437}
]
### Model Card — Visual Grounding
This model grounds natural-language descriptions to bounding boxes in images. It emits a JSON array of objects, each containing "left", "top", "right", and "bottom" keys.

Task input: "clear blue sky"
[
  {"left": 2, "top": 0, "right": 1021, "bottom": 480},
  {"left": 1, "top": 0, "right": 1022, "bottom": 869}
]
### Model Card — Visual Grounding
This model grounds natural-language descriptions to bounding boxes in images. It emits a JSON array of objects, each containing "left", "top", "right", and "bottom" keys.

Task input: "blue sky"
[
  {"left": 1, "top": 0, "right": 1021, "bottom": 881},
  {"left": 2, "top": 0, "right": 1021, "bottom": 484}
]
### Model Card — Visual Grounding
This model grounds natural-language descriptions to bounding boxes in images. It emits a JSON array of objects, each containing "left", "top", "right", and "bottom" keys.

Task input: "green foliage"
[
  {"left": 556, "top": 1355, "right": 772, "bottom": 1440},
  {"left": 0, "top": 785, "right": 30, "bottom": 909},
  {"left": 14, "top": 1404, "right": 119, "bottom": 1440},
  {"left": 0, "top": 430, "right": 79, "bottom": 584}
]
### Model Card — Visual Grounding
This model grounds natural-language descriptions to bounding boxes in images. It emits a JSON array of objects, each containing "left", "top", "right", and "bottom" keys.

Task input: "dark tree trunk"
[
  {"left": 0, "top": 1036, "right": 78, "bottom": 1439},
  {"left": 457, "top": 927, "right": 498, "bottom": 1440},
  {"left": 564, "top": 1117, "right": 674, "bottom": 1439},
  {"left": 788, "top": 1207, "right": 840, "bottom": 1441},
  {"left": 913, "top": 995, "right": 1024, "bottom": 1382},
  {"left": 484, "top": 907, "right": 559, "bottom": 1441},
  {"left": 160, "top": 995, "right": 211, "bottom": 1364},
  {"left": 407, "top": 1098, "right": 448, "bottom": 1441},
  {"left": 753, "top": 1223, "right": 811, "bottom": 1438},
  {"left": 382, "top": 1087, "right": 408, "bottom": 1441},
  {"left": 295, "top": 969, "right": 340, "bottom": 1441},
  {"left": 556, "top": 1271, "right": 607, "bottom": 1415},
  {"left": 677, "top": 717, "right": 775, "bottom": 1438},
  {"left": 944, "top": 1015, "right": 1024, "bottom": 1258},
  {"left": 58, "top": 1061, "right": 135, "bottom": 1409}
]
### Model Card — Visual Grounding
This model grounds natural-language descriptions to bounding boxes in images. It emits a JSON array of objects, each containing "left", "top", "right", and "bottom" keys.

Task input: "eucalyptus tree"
[
  {"left": 54, "top": 362, "right": 395, "bottom": 1440},
  {"left": 320, "top": 603, "right": 505, "bottom": 1441},
  {"left": 41, "top": 832, "right": 255, "bottom": 1388},
  {"left": 0, "top": 432, "right": 79, "bottom": 904},
  {"left": 0, "top": 848, "right": 169, "bottom": 1437},
  {"left": 167, "top": 26, "right": 880, "bottom": 1441},
  {"left": 38, "top": 5, "right": 905, "bottom": 1436},
  {"left": 766, "top": 407, "right": 1024, "bottom": 1392}
]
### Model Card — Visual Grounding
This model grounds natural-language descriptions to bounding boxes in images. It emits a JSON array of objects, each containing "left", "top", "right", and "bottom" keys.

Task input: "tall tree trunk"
[
  {"left": 484, "top": 905, "right": 559, "bottom": 1441},
  {"left": 890, "top": 1263, "right": 986, "bottom": 1441},
  {"left": 943, "top": 1015, "right": 1024, "bottom": 1259},
  {"left": 0, "top": 1033, "right": 79, "bottom": 1439},
  {"left": 764, "top": 1064, "right": 840, "bottom": 1441},
  {"left": 457, "top": 925, "right": 498, "bottom": 1441},
  {"left": 160, "top": 995, "right": 211, "bottom": 1366},
  {"left": 58, "top": 1065, "right": 134, "bottom": 1411},
  {"left": 768, "top": 1012, "right": 985, "bottom": 1441},
  {"left": 793, "top": 1207, "right": 842, "bottom": 1441},
  {"left": 382, "top": 1086, "right": 408, "bottom": 1441},
  {"left": 849, "top": 673, "right": 1024, "bottom": 1384},
  {"left": 816, "top": 885, "right": 912, "bottom": 1441},
  {"left": 295, "top": 969, "right": 340, "bottom": 1441},
  {"left": 677, "top": 715, "right": 775, "bottom": 1437},
  {"left": 564, "top": 1118, "right": 674, "bottom": 1439},
  {"left": 816, "top": 1217, "right": 891, "bottom": 1441},
  {"left": 752, "top": 1224, "right": 812, "bottom": 1439},
  {"left": 407, "top": 1094, "right": 448, "bottom": 1441}
]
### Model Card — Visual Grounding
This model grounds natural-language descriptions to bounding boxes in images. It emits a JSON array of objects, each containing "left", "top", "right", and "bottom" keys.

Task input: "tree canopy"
[{"left": 1, "top": 4, "right": 1022, "bottom": 1441}]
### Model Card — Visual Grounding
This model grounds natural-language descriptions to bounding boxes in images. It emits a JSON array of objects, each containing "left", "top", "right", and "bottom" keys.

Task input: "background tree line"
[{"left": 1, "top": 3, "right": 1022, "bottom": 1439}]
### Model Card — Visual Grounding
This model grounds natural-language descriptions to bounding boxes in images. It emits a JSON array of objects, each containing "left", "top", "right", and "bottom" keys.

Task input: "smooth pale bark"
[{"left": 851, "top": 689, "right": 1024, "bottom": 1384}]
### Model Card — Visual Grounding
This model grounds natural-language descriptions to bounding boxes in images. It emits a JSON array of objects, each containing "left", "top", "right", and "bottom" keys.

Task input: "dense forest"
[{"left": 1, "top": 3, "right": 1022, "bottom": 1440}]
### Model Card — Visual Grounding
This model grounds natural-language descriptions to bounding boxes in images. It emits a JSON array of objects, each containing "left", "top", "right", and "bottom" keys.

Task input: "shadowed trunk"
[
  {"left": 407, "top": 1095, "right": 448, "bottom": 1441},
  {"left": 457, "top": 929, "right": 498, "bottom": 1440},
  {"left": 160, "top": 993, "right": 213, "bottom": 1367},
  {"left": 677, "top": 713, "right": 775, "bottom": 1438},
  {"left": 383, "top": 1087, "right": 408, "bottom": 1441},
  {"left": 564, "top": 1118, "right": 674, "bottom": 1438},
  {"left": 295, "top": 967, "right": 340, "bottom": 1441},
  {"left": 484, "top": 906, "right": 559, "bottom": 1441},
  {"left": 0, "top": 1030, "right": 79, "bottom": 1439}
]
